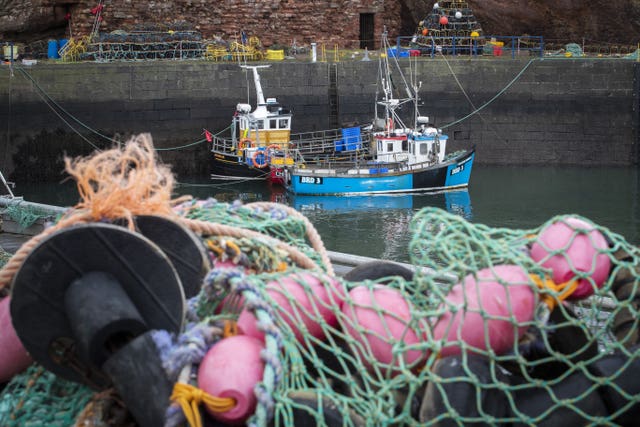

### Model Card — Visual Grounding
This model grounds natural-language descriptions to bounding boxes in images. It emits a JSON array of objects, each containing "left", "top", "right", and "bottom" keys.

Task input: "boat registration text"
[{"left": 300, "top": 176, "right": 323, "bottom": 184}]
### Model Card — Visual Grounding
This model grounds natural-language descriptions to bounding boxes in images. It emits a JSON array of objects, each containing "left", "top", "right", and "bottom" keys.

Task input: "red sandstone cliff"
[{"left": 1, "top": 1, "right": 639, "bottom": 51}]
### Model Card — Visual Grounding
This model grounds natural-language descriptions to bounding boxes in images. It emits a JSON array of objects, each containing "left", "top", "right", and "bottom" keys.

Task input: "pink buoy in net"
[
  {"left": 0, "top": 297, "right": 33, "bottom": 382},
  {"left": 530, "top": 217, "right": 611, "bottom": 300},
  {"left": 197, "top": 335, "right": 265, "bottom": 425},
  {"left": 341, "top": 285, "right": 428, "bottom": 374},
  {"left": 432, "top": 265, "right": 537, "bottom": 357},
  {"left": 237, "top": 272, "right": 344, "bottom": 343}
]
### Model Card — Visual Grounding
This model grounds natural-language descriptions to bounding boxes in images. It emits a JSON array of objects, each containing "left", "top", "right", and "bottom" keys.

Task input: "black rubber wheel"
[{"left": 10, "top": 223, "right": 184, "bottom": 387}]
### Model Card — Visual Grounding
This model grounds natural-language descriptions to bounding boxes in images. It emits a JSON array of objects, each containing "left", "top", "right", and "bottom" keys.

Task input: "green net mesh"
[
  {"left": 2, "top": 200, "right": 639, "bottom": 426},
  {"left": 0, "top": 247, "right": 10, "bottom": 269},
  {"left": 0, "top": 365, "right": 93, "bottom": 427},
  {"left": 2, "top": 203, "right": 58, "bottom": 232}
]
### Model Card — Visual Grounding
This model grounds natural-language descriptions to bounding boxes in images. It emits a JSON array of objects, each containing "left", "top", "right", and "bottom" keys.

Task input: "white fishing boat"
[
  {"left": 282, "top": 29, "right": 475, "bottom": 195},
  {"left": 208, "top": 65, "right": 371, "bottom": 183}
]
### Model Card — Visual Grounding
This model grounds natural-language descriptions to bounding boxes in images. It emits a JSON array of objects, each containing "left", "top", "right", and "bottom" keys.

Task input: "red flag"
[{"left": 204, "top": 129, "right": 213, "bottom": 142}]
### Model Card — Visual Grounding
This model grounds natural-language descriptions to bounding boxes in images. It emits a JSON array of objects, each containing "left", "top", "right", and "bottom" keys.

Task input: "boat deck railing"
[
  {"left": 211, "top": 135, "right": 236, "bottom": 154},
  {"left": 290, "top": 128, "right": 373, "bottom": 156},
  {"left": 291, "top": 156, "right": 445, "bottom": 175},
  {"left": 211, "top": 128, "right": 373, "bottom": 158}
]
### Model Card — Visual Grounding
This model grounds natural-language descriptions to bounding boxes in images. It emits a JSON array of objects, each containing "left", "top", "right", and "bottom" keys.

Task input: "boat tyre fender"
[
  {"left": 610, "top": 247, "right": 640, "bottom": 347},
  {"left": 343, "top": 260, "right": 414, "bottom": 284},
  {"left": 251, "top": 149, "right": 268, "bottom": 169},
  {"left": 268, "top": 390, "right": 366, "bottom": 427},
  {"left": 587, "top": 343, "right": 640, "bottom": 425},
  {"left": 421, "top": 354, "right": 610, "bottom": 426},
  {"left": 419, "top": 354, "right": 511, "bottom": 424},
  {"left": 239, "top": 138, "right": 253, "bottom": 150}
]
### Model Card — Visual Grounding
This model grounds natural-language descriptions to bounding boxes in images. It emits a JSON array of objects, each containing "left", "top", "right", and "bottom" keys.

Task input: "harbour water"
[{"left": 10, "top": 165, "right": 640, "bottom": 263}]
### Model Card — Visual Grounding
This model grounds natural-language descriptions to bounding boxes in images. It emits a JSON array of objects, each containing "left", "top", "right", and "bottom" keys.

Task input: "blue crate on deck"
[{"left": 342, "top": 127, "right": 362, "bottom": 150}]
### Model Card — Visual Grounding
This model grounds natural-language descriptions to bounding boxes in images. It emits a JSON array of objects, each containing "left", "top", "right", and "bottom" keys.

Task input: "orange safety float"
[
  {"left": 251, "top": 150, "right": 268, "bottom": 168},
  {"left": 239, "top": 138, "right": 253, "bottom": 150},
  {"left": 266, "top": 144, "right": 280, "bottom": 158}
]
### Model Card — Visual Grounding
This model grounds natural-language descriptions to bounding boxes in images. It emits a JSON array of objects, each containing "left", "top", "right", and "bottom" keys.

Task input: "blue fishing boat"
[{"left": 283, "top": 29, "right": 475, "bottom": 195}]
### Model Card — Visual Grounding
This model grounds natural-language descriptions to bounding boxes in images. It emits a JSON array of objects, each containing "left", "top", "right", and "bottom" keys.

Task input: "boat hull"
[
  {"left": 211, "top": 152, "right": 269, "bottom": 180},
  {"left": 285, "top": 149, "right": 475, "bottom": 195}
]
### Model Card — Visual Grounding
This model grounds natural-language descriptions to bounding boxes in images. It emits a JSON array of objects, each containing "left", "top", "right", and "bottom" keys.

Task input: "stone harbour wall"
[{"left": 0, "top": 57, "right": 637, "bottom": 182}]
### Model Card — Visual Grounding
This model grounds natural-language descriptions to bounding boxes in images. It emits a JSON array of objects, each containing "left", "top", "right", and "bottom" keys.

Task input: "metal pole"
[{"left": 0, "top": 170, "right": 16, "bottom": 198}]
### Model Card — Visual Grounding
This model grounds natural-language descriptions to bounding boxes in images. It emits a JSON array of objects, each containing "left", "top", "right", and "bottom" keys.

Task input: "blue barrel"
[
  {"left": 47, "top": 40, "right": 59, "bottom": 59},
  {"left": 58, "top": 39, "right": 68, "bottom": 55}
]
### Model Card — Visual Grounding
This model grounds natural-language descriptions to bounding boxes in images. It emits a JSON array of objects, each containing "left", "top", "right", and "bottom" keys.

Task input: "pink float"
[
  {"left": 432, "top": 265, "right": 537, "bottom": 357},
  {"left": 237, "top": 272, "right": 344, "bottom": 343},
  {"left": 530, "top": 217, "right": 611, "bottom": 300},
  {"left": 0, "top": 297, "right": 33, "bottom": 382},
  {"left": 197, "top": 335, "right": 265, "bottom": 425},
  {"left": 341, "top": 285, "right": 427, "bottom": 373}
]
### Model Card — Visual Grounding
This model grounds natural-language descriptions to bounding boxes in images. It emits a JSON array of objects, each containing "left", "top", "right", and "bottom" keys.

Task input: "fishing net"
[
  {"left": 0, "top": 248, "right": 10, "bottom": 269},
  {"left": 184, "top": 207, "right": 639, "bottom": 426},
  {"left": 2, "top": 202, "right": 58, "bottom": 231},
  {"left": 0, "top": 134, "right": 639, "bottom": 426},
  {"left": 0, "top": 365, "right": 93, "bottom": 426}
]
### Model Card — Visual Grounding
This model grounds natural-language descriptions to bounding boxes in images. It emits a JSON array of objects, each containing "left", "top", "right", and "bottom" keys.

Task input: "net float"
[
  {"left": 432, "top": 265, "right": 537, "bottom": 357},
  {"left": 530, "top": 217, "right": 611, "bottom": 300},
  {"left": 341, "top": 285, "right": 428, "bottom": 374},
  {"left": 198, "top": 335, "right": 265, "bottom": 425},
  {"left": 0, "top": 297, "right": 32, "bottom": 382},
  {"left": 237, "top": 272, "right": 345, "bottom": 343}
]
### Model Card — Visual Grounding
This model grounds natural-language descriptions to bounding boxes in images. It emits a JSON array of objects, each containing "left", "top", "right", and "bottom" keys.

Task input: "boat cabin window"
[
  {"left": 257, "top": 120, "right": 264, "bottom": 130},
  {"left": 387, "top": 142, "right": 393, "bottom": 152},
  {"left": 377, "top": 140, "right": 382, "bottom": 151},
  {"left": 279, "top": 118, "right": 289, "bottom": 129},
  {"left": 402, "top": 139, "right": 408, "bottom": 151},
  {"left": 419, "top": 143, "right": 429, "bottom": 155},
  {"left": 270, "top": 119, "right": 277, "bottom": 129}
]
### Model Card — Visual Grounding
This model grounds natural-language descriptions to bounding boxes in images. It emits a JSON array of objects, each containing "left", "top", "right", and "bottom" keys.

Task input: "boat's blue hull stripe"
[{"left": 288, "top": 150, "right": 475, "bottom": 195}]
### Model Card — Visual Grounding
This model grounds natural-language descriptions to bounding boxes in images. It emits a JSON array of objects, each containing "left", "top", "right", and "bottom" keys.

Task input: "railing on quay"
[{"left": 394, "top": 35, "right": 545, "bottom": 59}]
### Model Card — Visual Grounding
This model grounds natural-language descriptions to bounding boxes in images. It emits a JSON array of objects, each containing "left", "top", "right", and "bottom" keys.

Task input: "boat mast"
[
  {"left": 240, "top": 65, "right": 270, "bottom": 107},
  {"left": 379, "top": 28, "right": 396, "bottom": 134}
]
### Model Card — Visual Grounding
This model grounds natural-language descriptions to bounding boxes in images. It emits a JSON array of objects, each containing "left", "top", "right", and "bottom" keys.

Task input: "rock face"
[
  {"left": 468, "top": 0, "right": 640, "bottom": 46},
  {"left": 1, "top": 0, "right": 639, "bottom": 52}
]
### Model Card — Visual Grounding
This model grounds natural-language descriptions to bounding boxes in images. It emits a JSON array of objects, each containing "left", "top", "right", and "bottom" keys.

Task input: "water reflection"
[
  {"left": 10, "top": 165, "right": 640, "bottom": 263},
  {"left": 283, "top": 190, "right": 472, "bottom": 220},
  {"left": 176, "top": 180, "right": 473, "bottom": 262}
]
